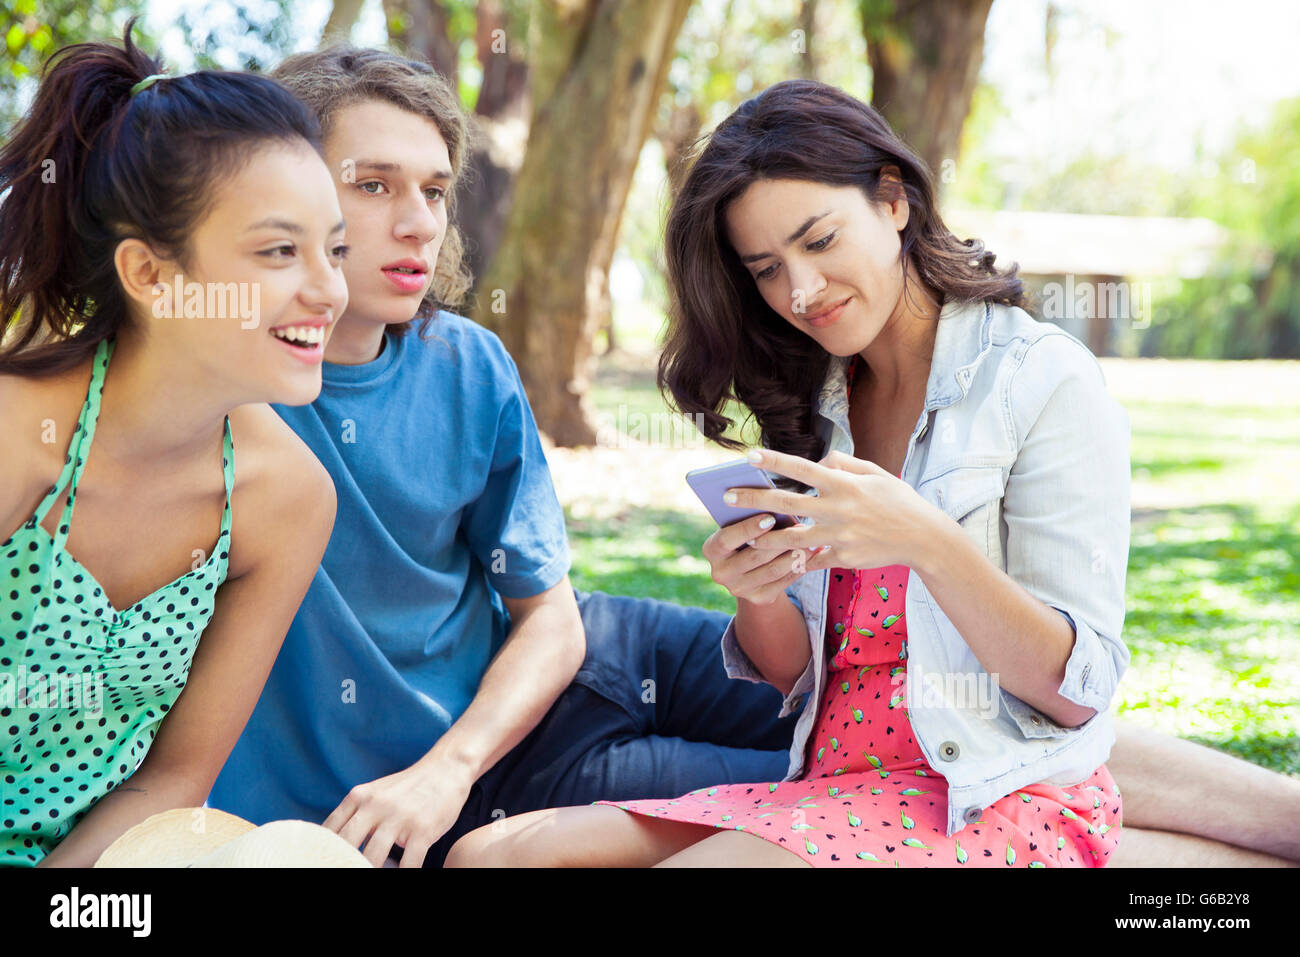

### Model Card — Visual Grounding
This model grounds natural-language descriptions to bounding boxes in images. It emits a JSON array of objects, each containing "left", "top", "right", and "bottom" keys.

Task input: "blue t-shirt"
[{"left": 207, "top": 312, "right": 571, "bottom": 824}]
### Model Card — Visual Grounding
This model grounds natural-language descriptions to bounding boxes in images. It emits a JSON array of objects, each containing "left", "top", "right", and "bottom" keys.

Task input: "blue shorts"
[{"left": 415, "top": 589, "right": 802, "bottom": 866}]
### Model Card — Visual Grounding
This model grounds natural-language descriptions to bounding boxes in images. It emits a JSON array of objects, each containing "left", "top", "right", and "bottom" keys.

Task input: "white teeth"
[{"left": 272, "top": 325, "right": 325, "bottom": 346}]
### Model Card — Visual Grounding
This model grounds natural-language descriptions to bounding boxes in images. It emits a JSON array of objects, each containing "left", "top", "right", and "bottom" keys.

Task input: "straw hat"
[{"left": 94, "top": 807, "right": 374, "bottom": 868}]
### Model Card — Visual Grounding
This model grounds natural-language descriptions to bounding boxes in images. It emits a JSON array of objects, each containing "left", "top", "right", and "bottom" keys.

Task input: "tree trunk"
[
  {"left": 863, "top": 0, "right": 994, "bottom": 184},
  {"left": 797, "top": 0, "right": 819, "bottom": 79},
  {"left": 476, "top": 0, "right": 692, "bottom": 447},
  {"left": 459, "top": 0, "right": 531, "bottom": 290},
  {"left": 655, "top": 100, "right": 702, "bottom": 201},
  {"left": 383, "top": 0, "right": 457, "bottom": 80},
  {"left": 1087, "top": 273, "right": 1114, "bottom": 358},
  {"left": 474, "top": 0, "right": 528, "bottom": 119},
  {"left": 322, "top": 0, "right": 367, "bottom": 43}
]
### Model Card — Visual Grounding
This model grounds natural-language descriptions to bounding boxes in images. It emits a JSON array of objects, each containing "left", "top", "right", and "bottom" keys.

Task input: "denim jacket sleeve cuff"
[
  {"left": 998, "top": 686, "right": 1079, "bottom": 739},
  {"left": 719, "top": 615, "right": 765, "bottom": 683},
  {"left": 997, "top": 607, "right": 1115, "bottom": 738},
  {"left": 1052, "top": 605, "right": 1119, "bottom": 711},
  {"left": 780, "top": 653, "right": 816, "bottom": 718}
]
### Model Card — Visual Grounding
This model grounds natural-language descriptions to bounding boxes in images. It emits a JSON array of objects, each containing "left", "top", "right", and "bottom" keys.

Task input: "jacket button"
[
  {"left": 963, "top": 806, "right": 982, "bottom": 824},
  {"left": 938, "top": 740, "right": 960, "bottom": 761},
  {"left": 1030, "top": 714, "right": 1043, "bottom": 724}
]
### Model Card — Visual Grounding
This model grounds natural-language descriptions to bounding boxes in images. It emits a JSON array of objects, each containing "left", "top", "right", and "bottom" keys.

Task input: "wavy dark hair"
[
  {"left": 658, "top": 79, "right": 1025, "bottom": 461},
  {"left": 0, "top": 16, "right": 326, "bottom": 376}
]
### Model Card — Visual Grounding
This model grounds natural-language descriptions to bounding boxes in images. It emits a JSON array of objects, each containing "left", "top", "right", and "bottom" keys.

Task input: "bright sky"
[{"left": 981, "top": 0, "right": 1300, "bottom": 170}]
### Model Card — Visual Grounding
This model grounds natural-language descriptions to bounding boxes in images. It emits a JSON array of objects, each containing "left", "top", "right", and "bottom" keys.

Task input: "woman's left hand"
[{"left": 725, "top": 448, "right": 943, "bottom": 573}]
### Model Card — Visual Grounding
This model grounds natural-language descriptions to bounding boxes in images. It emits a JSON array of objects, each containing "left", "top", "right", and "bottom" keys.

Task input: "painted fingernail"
[
  {"left": 758, "top": 515, "right": 775, "bottom": 529},
  {"left": 746, "top": 450, "right": 762, "bottom": 463},
  {"left": 723, "top": 491, "right": 737, "bottom": 504}
]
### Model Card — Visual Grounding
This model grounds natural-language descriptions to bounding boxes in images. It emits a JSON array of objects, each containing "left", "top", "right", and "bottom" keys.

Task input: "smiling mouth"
[
  {"left": 270, "top": 325, "right": 326, "bottom": 348},
  {"left": 806, "top": 297, "right": 851, "bottom": 324}
]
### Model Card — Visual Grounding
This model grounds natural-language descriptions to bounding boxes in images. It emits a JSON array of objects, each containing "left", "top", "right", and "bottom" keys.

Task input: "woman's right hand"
[{"left": 703, "top": 513, "right": 819, "bottom": 606}]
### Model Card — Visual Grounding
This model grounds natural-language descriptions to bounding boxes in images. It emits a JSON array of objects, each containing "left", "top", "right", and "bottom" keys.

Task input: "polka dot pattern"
[{"left": 0, "top": 338, "right": 235, "bottom": 867}]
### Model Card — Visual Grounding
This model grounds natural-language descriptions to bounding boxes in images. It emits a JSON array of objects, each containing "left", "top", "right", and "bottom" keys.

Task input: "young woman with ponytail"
[{"left": 0, "top": 18, "right": 345, "bottom": 867}]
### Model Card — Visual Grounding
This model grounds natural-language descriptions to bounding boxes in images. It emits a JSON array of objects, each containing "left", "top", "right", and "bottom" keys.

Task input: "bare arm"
[
  {"left": 418, "top": 578, "right": 585, "bottom": 785},
  {"left": 37, "top": 435, "right": 336, "bottom": 867},
  {"left": 323, "top": 576, "right": 586, "bottom": 867},
  {"left": 733, "top": 593, "right": 811, "bottom": 697},
  {"left": 703, "top": 509, "right": 817, "bottom": 696}
]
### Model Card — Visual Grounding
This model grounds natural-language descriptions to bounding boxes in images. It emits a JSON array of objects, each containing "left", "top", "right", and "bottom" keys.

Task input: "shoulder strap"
[
  {"left": 34, "top": 339, "right": 113, "bottom": 549},
  {"left": 215, "top": 414, "right": 235, "bottom": 544}
]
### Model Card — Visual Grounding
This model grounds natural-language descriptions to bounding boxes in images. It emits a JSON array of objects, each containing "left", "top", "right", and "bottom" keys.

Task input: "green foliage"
[
  {"left": 666, "top": 0, "right": 871, "bottom": 129},
  {"left": 0, "top": 0, "right": 149, "bottom": 131},
  {"left": 0, "top": 2, "right": 309, "bottom": 132},
  {"left": 1143, "top": 98, "right": 1300, "bottom": 359},
  {"left": 947, "top": 81, "right": 1008, "bottom": 209},
  {"left": 952, "top": 80, "right": 1300, "bottom": 359}
]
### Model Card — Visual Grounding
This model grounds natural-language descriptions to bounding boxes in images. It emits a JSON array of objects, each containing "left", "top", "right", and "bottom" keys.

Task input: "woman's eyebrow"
[
  {"left": 353, "top": 159, "right": 452, "bottom": 180},
  {"left": 739, "top": 211, "right": 831, "bottom": 263},
  {"left": 244, "top": 218, "right": 346, "bottom": 235}
]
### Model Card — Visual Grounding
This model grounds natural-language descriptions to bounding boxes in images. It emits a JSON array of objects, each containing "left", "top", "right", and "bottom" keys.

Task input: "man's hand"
[
  {"left": 321, "top": 579, "right": 583, "bottom": 868},
  {"left": 323, "top": 755, "right": 477, "bottom": 868}
]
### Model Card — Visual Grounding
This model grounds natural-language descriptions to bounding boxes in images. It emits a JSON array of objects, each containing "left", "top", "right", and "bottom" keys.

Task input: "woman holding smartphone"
[
  {"left": 446, "top": 78, "right": 1140, "bottom": 867},
  {"left": 0, "top": 20, "right": 344, "bottom": 867}
]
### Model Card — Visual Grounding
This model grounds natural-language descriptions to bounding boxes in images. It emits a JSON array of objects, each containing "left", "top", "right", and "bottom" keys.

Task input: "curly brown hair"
[{"left": 271, "top": 45, "right": 476, "bottom": 334}]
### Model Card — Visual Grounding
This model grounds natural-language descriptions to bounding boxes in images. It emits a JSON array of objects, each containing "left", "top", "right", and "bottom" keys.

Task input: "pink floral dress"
[{"left": 591, "top": 360, "right": 1123, "bottom": 867}]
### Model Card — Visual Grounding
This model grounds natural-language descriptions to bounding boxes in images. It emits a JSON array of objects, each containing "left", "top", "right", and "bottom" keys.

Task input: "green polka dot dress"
[{"left": 0, "top": 337, "right": 235, "bottom": 867}]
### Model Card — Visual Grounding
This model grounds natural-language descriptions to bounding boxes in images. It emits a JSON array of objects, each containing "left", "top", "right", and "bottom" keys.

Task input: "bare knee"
[
  {"left": 444, "top": 824, "right": 501, "bottom": 868},
  {"left": 654, "top": 828, "right": 812, "bottom": 867},
  {"left": 444, "top": 808, "right": 579, "bottom": 867}
]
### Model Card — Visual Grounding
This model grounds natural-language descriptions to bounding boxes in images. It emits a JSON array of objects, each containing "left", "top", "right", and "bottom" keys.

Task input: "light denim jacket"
[{"left": 719, "top": 297, "right": 1132, "bottom": 837}]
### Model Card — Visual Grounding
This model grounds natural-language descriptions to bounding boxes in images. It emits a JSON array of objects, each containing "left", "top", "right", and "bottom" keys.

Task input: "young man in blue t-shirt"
[{"left": 206, "top": 55, "right": 798, "bottom": 868}]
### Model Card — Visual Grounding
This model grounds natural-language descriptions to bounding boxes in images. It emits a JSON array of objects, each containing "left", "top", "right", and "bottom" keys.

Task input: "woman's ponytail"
[
  {"left": 0, "top": 15, "right": 323, "bottom": 376},
  {"left": 0, "top": 15, "right": 163, "bottom": 373}
]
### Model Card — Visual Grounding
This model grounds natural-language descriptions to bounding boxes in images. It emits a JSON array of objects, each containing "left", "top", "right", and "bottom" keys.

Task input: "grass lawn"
[{"left": 551, "top": 305, "right": 1299, "bottom": 777}]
